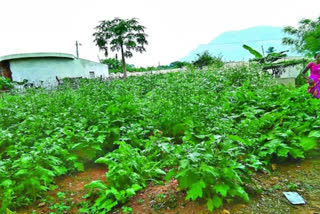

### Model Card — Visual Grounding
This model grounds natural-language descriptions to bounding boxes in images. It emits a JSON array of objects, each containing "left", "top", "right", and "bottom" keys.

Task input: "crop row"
[{"left": 0, "top": 65, "right": 319, "bottom": 213}]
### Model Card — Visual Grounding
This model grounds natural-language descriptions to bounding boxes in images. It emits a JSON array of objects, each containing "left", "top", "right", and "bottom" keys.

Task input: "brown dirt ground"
[
  {"left": 17, "top": 166, "right": 107, "bottom": 214},
  {"left": 17, "top": 150, "right": 320, "bottom": 214}
]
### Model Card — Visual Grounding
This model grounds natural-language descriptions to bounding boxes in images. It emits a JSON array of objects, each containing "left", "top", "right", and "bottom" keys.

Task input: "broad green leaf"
[
  {"left": 179, "top": 159, "right": 190, "bottom": 169},
  {"left": 176, "top": 170, "right": 199, "bottom": 189},
  {"left": 242, "top": 44, "right": 263, "bottom": 59},
  {"left": 6, "top": 208, "right": 17, "bottom": 214},
  {"left": 229, "top": 135, "right": 252, "bottom": 146},
  {"left": 187, "top": 152, "right": 201, "bottom": 162},
  {"left": 1, "top": 179, "right": 13, "bottom": 188},
  {"left": 186, "top": 180, "right": 206, "bottom": 200},
  {"left": 67, "top": 155, "right": 78, "bottom": 161},
  {"left": 206, "top": 198, "right": 214, "bottom": 212},
  {"left": 207, "top": 195, "right": 223, "bottom": 211},
  {"left": 95, "top": 157, "right": 109, "bottom": 165},
  {"left": 300, "top": 138, "right": 317, "bottom": 151},
  {"left": 131, "top": 184, "right": 142, "bottom": 191},
  {"left": 308, "top": 130, "right": 320, "bottom": 138},
  {"left": 71, "top": 143, "right": 82, "bottom": 149},
  {"left": 277, "top": 145, "right": 290, "bottom": 157},
  {"left": 97, "top": 199, "right": 118, "bottom": 212},
  {"left": 200, "top": 163, "right": 219, "bottom": 177},
  {"left": 51, "top": 165, "right": 68, "bottom": 175},
  {"left": 154, "top": 168, "right": 166, "bottom": 175},
  {"left": 126, "top": 188, "right": 136, "bottom": 197},
  {"left": 213, "top": 183, "right": 230, "bottom": 197},
  {"left": 14, "top": 169, "right": 29, "bottom": 177},
  {"left": 229, "top": 185, "right": 249, "bottom": 202},
  {"left": 222, "top": 168, "right": 234, "bottom": 180},
  {"left": 85, "top": 180, "right": 107, "bottom": 190},
  {"left": 290, "top": 147, "right": 305, "bottom": 158},
  {"left": 74, "top": 162, "right": 84, "bottom": 171},
  {"left": 164, "top": 168, "right": 176, "bottom": 181}
]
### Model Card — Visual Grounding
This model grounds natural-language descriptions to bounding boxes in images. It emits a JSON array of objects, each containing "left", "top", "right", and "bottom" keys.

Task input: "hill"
[{"left": 181, "top": 26, "right": 299, "bottom": 62}]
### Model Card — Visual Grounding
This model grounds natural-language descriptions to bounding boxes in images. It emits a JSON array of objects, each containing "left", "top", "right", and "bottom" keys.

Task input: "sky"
[{"left": 0, "top": 0, "right": 319, "bottom": 67}]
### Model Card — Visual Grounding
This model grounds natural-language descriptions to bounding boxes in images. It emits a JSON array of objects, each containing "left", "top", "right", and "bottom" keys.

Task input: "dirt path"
[{"left": 17, "top": 151, "right": 320, "bottom": 214}]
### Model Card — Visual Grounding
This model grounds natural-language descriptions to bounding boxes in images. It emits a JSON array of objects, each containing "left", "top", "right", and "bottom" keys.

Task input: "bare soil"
[
  {"left": 17, "top": 166, "right": 107, "bottom": 214},
  {"left": 18, "top": 151, "right": 320, "bottom": 214}
]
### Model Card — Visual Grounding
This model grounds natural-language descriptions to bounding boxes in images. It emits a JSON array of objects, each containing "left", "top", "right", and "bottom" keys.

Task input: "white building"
[{"left": 0, "top": 52, "right": 109, "bottom": 86}]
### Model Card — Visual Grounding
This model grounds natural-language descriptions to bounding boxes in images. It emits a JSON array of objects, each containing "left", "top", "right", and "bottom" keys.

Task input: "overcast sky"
[{"left": 0, "top": 0, "right": 319, "bottom": 67}]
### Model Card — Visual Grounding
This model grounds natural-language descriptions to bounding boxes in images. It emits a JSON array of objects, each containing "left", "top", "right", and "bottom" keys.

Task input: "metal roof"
[{"left": 0, "top": 52, "right": 75, "bottom": 61}]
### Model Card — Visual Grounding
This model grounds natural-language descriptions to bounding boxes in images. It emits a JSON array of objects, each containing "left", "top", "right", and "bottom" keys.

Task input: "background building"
[{"left": 0, "top": 52, "right": 109, "bottom": 86}]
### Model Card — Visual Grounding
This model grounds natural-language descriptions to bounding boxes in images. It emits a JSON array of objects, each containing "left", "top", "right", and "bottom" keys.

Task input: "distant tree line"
[{"left": 101, "top": 51, "right": 224, "bottom": 73}]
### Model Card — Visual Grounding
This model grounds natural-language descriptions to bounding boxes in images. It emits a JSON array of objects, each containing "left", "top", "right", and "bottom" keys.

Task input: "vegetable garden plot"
[{"left": 1, "top": 65, "right": 319, "bottom": 213}]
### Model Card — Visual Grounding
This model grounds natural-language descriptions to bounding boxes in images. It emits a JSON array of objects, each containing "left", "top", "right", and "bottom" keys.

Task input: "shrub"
[
  {"left": 0, "top": 77, "right": 13, "bottom": 90},
  {"left": 192, "top": 51, "right": 224, "bottom": 69}
]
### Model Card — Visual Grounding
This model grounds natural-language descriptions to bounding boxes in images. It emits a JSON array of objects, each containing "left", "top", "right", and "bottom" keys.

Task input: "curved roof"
[{"left": 0, "top": 52, "right": 75, "bottom": 61}]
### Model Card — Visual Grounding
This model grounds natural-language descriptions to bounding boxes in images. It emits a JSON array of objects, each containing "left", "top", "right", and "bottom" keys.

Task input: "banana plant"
[
  {"left": 242, "top": 44, "right": 305, "bottom": 77},
  {"left": 242, "top": 44, "right": 263, "bottom": 60},
  {"left": 242, "top": 44, "right": 288, "bottom": 63}
]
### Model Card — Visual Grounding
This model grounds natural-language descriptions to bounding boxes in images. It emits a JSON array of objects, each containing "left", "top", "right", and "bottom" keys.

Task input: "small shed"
[{"left": 0, "top": 52, "right": 109, "bottom": 86}]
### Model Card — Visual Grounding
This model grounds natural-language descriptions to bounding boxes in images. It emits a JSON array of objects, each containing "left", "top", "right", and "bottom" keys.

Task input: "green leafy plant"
[
  {"left": 1, "top": 64, "right": 319, "bottom": 213},
  {"left": 243, "top": 44, "right": 263, "bottom": 59},
  {"left": 192, "top": 51, "right": 224, "bottom": 69},
  {"left": 0, "top": 77, "right": 13, "bottom": 90},
  {"left": 122, "top": 206, "right": 133, "bottom": 214},
  {"left": 49, "top": 192, "right": 71, "bottom": 214}
]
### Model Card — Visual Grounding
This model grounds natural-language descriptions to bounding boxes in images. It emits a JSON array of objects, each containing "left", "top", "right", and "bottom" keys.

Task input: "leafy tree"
[
  {"left": 93, "top": 17, "right": 148, "bottom": 78},
  {"left": 282, "top": 16, "right": 320, "bottom": 55},
  {"left": 101, "top": 58, "right": 122, "bottom": 71},
  {"left": 304, "top": 24, "right": 320, "bottom": 54},
  {"left": 266, "top": 46, "right": 276, "bottom": 54},
  {"left": 192, "top": 51, "right": 224, "bottom": 69},
  {"left": 101, "top": 58, "right": 136, "bottom": 73},
  {"left": 169, "top": 61, "right": 189, "bottom": 68}
]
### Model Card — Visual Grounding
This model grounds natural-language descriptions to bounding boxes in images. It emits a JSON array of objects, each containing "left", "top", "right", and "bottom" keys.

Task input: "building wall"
[
  {"left": 10, "top": 57, "right": 108, "bottom": 86},
  {"left": 280, "top": 64, "right": 304, "bottom": 78},
  {"left": 79, "top": 58, "right": 108, "bottom": 78}
]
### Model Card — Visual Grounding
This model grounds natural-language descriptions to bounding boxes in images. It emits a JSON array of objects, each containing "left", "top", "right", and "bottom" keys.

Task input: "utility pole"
[
  {"left": 75, "top": 41, "right": 82, "bottom": 58},
  {"left": 261, "top": 45, "right": 265, "bottom": 57}
]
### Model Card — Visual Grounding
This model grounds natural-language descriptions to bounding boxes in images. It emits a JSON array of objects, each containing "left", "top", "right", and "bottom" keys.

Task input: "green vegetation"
[
  {"left": 1, "top": 65, "right": 319, "bottom": 213},
  {"left": 93, "top": 17, "right": 148, "bottom": 78},
  {"left": 283, "top": 16, "right": 320, "bottom": 55},
  {"left": 243, "top": 44, "right": 307, "bottom": 77},
  {"left": 101, "top": 57, "right": 190, "bottom": 73},
  {"left": 266, "top": 47, "right": 276, "bottom": 54},
  {"left": 0, "top": 77, "right": 13, "bottom": 90},
  {"left": 169, "top": 61, "right": 190, "bottom": 69},
  {"left": 192, "top": 51, "right": 224, "bottom": 69},
  {"left": 100, "top": 58, "right": 122, "bottom": 72},
  {"left": 49, "top": 192, "right": 71, "bottom": 213}
]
